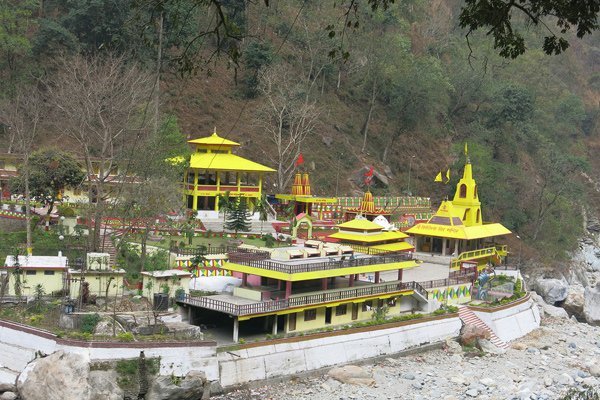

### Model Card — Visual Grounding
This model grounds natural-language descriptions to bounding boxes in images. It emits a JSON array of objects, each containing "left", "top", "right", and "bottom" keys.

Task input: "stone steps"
[{"left": 458, "top": 306, "right": 509, "bottom": 349}]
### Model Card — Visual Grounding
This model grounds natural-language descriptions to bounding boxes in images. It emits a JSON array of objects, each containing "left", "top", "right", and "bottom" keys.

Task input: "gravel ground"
[{"left": 214, "top": 318, "right": 600, "bottom": 400}]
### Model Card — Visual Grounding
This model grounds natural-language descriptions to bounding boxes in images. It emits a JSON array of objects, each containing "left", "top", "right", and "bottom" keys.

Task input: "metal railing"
[
  {"left": 450, "top": 246, "right": 501, "bottom": 269},
  {"left": 179, "top": 280, "right": 427, "bottom": 316},
  {"left": 226, "top": 252, "right": 414, "bottom": 274}
]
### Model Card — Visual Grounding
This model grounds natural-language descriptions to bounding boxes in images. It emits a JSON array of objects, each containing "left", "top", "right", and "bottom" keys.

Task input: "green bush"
[
  {"left": 117, "top": 332, "right": 134, "bottom": 342},
  {"left": 58, "top": 205, "right": 75, "bottom": 217},
  {"left": 80, "top": 313, "right": 101, "bottom": 334}
]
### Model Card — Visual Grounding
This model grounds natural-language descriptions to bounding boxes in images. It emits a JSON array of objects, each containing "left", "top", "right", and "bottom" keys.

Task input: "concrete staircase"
[
  {"left": 458, "top": 305, "right": 509, "bottom": 349},
  {"left": 100, "top": 233, "right": 118, "bottom": 267}
]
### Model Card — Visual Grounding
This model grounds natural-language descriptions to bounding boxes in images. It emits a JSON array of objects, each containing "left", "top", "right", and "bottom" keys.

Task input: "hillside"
[{"left": 0, "top": 0, "right": 598, "bottom": 264}]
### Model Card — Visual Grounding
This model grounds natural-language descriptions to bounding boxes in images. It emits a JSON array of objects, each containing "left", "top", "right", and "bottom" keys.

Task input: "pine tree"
[{"left": 225, "top": 199, "right": 252, "bottom": 236}]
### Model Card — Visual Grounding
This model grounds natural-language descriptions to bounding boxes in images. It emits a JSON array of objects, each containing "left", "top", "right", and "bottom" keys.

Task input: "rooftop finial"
[
  {"left": 213, "top": 126, "right": 217, "bottom": 136},
  {"left": 464, "top": 142, "right": 470, "bottom": 163}
]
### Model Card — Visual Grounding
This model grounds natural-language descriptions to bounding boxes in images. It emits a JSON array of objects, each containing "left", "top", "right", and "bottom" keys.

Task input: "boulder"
[
  {"left": 541, "top": 303, "right": 570, "bottom": 319},
  {"left": 477, "top": 339, "right": 506, "bottom": 355},
  {"left": 0, "top": 384, "right": 16, "bottom": 393},
  {"left": 444, "top": 338, "right": 463, "bottom": 354},
  {"left": 88, "top": 371, "right": 123, "bottom": 400},
  {"left": 459, "top": 324, "right": 490, "bottom": 347},
  {"left": 563, "top": 285, "right": 585, "bottom": 318},
  {"left": 327, "top": 365, "right": 375, "bottom": 386},
  {"left": 17, "top": 351, "right": 90, "bottom": 400},
  {"left": 584, "top": 284, "right": 600, "bottom": 325},
  {"left": 146, "top": 371, "right": 206, "bottom": 400},
  {"left": 535, "top": 278, "right": 569, "bottom": 305},
  {"left": 0, "top": 392, "right": 17, "bottom": 400}
]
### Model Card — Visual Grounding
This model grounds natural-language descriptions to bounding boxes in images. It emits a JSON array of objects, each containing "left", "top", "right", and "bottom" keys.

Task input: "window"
[
  {"left": 476, "top": 209, "right": 481, "bottom": 223},
  {"left": 26, "top": 270, "right": 36, "bottom": 276},
  {"left": 336, "top": 304, "right": 347, "bottom": 316},
  {"left": 44, "top": 270, "right": 55, "bottom": 276},
  {"left": 387, "top": 298, "right": 396, "bottom": 307},
  {"left": 473, "top": 185, "right": 478, "bottom": 199},
  {"left": 459, "top": 184, "right": 467, "bottom": 198},
  {"left": 362, "top": 300, "right": 372, "bottom": 312},
  {"left": 304, "top": 309, "right": 317, "bottom": 321}
]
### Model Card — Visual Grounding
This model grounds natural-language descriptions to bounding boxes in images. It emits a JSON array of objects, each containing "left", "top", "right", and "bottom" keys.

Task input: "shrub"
[
  {"left": 117, "top": 332, "right": 135, "bottom": 342},
  {"left": 58, "top": 205, "right": 75, "bottom": 217},
  {"left": 80, "top": 313, "right": 101, "bottom": 334}
]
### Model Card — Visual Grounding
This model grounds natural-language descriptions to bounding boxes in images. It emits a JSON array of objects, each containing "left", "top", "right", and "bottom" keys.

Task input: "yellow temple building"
[
  {"left": 184, "top": 129, "right": 275, "bottom": 211},
  {"left": 407, "top": 156, "right": 511, "bottom": 271},
  {"left": 328, "top": 219, "right": 414, "bottom": 255},
  {"left": 275, "top": 172, "right": 337, "bottom": 217}
]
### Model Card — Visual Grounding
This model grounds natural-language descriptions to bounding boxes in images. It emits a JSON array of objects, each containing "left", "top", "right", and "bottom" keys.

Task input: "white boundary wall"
[
  {"left": 218, "top": 316, "right": 461, "bottom": 388},
  {"left": 471, "top": 297, "right": 540, "bottom": 342},
  {"left": 0, "top": 321, "right": 219, "bottom": 386}
]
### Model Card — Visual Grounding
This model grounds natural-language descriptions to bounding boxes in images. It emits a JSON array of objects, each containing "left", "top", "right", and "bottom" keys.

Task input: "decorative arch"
[{"left": 459, "top": 184, "right": 467, "bottom": 198}]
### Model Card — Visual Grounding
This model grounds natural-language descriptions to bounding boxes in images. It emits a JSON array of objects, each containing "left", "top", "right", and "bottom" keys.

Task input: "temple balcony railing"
[
  {"left": 226, "top": 252, "right": 414, "bottom": 274},
  {"left": 178, "top": 280, "right": 426, "bottom": 316}
]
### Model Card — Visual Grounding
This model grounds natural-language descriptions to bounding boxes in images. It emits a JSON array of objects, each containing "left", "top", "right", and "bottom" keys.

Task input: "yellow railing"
[{"left": 450, "top": 245, "right": 507, "bottom": 270}]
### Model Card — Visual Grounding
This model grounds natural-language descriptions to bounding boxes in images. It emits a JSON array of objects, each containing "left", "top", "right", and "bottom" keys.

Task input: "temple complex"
[
  {"left": 343, "top": 191, "right": 392, "bottom": 222},
  {"left": 183, "top": 129, "right": 275, "bottom": 213}
]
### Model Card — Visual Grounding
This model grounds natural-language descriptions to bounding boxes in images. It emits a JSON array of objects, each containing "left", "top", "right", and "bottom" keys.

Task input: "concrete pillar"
[
  {"left": 277, "top": 280, "right": 281, "bottom": 290},
  {"left": 349, "top": 274, "right": 354, "bottom": 287},
  {"left": 442, "top": 238, "right": 447, "bottom": 256},
  {"left": 242, "top": 273, "right": 248, "bottom": 287},
  {"left": 187, "top": 306, "right": 192, "bottom": 323},
  {"left": 285, "top": 281, "right": 292, "bottom": 299},
  {"left": 454, "top": 240, "right": 459, "bottom": 256},
  {"left": 374, "top": 272, "right": 380, "bottom": 283},
  {"left": 233, "top": 317, "right": 239, "bottom": 343},
  {"left": 321, "top": 278, "right": 328, "bottom": 290},
  {"left": 272, "top": 315, "right": 278, "bottom": 335},
  {"left": 397, "top": 269, "right": 403, "bottom": 281}
]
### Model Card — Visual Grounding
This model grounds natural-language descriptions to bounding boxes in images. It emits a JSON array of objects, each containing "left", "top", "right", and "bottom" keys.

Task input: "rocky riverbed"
[{"left": 215, "top": 317, "right": 600, "bottom": 400}]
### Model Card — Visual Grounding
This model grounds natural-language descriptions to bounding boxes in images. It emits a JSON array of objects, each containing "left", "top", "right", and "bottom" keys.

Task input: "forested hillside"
[{"left": 0, "top": 0, "right": 598, "bottom": 263}]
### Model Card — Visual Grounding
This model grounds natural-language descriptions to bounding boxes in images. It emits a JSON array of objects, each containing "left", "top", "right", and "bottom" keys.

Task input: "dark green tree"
[
  {"left": 12, "top": 149, "right": 85, "bottom": 217},
  {"left": 225, "top": 199, "right": 251, "bottom": 236}
]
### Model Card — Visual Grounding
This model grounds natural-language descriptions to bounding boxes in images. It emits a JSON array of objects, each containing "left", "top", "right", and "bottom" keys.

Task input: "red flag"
[
  {"left": 364, "top": 166, "right": 374, "bottom": 185},
  {"left": 295, "top": 153, "right": 304, "bottom": 167}
]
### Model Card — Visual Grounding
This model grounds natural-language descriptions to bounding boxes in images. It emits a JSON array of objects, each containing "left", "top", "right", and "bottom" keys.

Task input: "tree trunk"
[
  {"left": 24, "top": 155, "right": 32, "bottom": 255},
  {"left": 154, "top": 12, "right": 164, "bottom": 134},
  {"left": 361, "top": 79, "right": 377, "bottom": 153},
  {"left": 140, "top": 228, "right": 148, "bottom": 272}
]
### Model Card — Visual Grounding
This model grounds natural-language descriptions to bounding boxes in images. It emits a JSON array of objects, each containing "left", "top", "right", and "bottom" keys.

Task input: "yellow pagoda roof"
[
  {"left": 406, "top": 200, "right": 511, "bottom": 239},
  {"left": 188, "top": 131, "right": 240, "bottom": 147},
  {"left": 329, "top": 231, "right": 409, "bottom": 243},
  {"left": 371, "top": 242, "right": 414, "bottom": 252},
  {"left": 406, "top": 222, "right": 511, "bottom": 240},
  {"left": 189, "top": 152, "right": 275, "bottom": 172},
  {"left": 335, "top": 219, "right": 383, "bottom": 231}
]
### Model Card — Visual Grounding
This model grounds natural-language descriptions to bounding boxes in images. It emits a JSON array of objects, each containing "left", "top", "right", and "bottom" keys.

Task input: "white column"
[
  {"left": 233, "top": 317, "right": 239, "bottom": 343},
  {"left": 272, "top": 315, "right": 278, "bottom": 335},
  {"left": 442, "top": 238, "right": 447, "bottom": 256}
]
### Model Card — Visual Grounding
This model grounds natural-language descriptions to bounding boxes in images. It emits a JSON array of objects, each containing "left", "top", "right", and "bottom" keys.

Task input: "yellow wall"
[
  {"left": 69, "top": 272, "right": 125, "bottom": 298},
  {"left": 5, "top": 269, "right": 65, "bottom": 296},
  {"left": 143, "top": 276, "right": 191, "bottom": 296},
  {"left": 285, "top": 296, "right": 417, "bottom": 333}
]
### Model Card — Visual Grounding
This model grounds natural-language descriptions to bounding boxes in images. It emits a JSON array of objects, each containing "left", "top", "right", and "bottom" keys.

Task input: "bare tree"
[
  {"left": 46, "top": 55, "right": 153, "bottom": 251},
  {"left": 257, "top": 64, "right": 319, "bottom": 191},
  {"left": 0, "top": 89, "right": 43, "bottom": 254}
]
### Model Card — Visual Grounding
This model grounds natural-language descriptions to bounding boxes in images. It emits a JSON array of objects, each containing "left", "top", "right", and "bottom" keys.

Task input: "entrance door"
[
  {"left": 288, "top": 313, "right": 296, "bottom": 331},
  {"left": 351, "top": 303, "right": 359, "bottom": 320},
  {"left": 325, "top": 307, "right": 332, "bottom": 324}
]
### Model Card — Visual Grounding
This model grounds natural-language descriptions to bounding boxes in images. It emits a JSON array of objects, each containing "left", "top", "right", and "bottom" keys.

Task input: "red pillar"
[
  {"left": 321, "top": 278, "right": 328, "bottom": 290},
  {"left": 374, "top": 272, "right": 380, "bottom": 283},
  {"left": 277, "top": 280, "right": 281, "bottom": 290},
  {"left": 349, "top": 274, "right": 354, "bottom": 287},
  {"left": 242, "top": 273, "right": 248, "bottom": 287},
  {"left": 285, "top": 281, "right": 292, "bottom": 299},
  {"left": 397, "top": 269, "right": 403, "bottom": 281}
]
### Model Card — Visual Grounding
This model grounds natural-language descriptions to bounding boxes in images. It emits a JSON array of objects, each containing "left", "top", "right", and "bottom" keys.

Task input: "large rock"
[
  {"left": 535, "top": 278, "right": 569, "bottom": 305},
  {"left": 88, "top": 371, "right": 123, "bottom": 400},
  {"left": 583, "top": 283, "right": 600, "bottom": 325},
  {"left": 563, "top": 285, "right": 585, "bottom": 318},
  {"left": 327, "top": 365, "right": 375, "bottom": 386},
  {"left": 459, "top": 324, "right": 490, "bottom": 347},
  {"left": 146, "top": 371, "right": 206, "bottom": 400},
  {"left": 17, "top": 351, "right": 90, "bottom": 400},
  {"left": 477, "top": 339, "right": 506, "bottom": 355}
]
